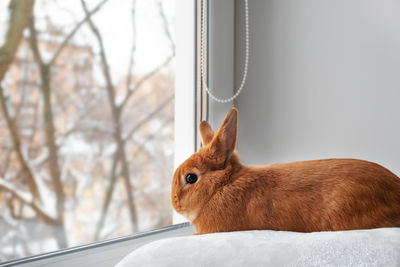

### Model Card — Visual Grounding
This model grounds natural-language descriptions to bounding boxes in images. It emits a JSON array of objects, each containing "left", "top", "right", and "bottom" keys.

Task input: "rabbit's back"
[{"left": 212, "top": 158, "right": 400, "bottom": 232}]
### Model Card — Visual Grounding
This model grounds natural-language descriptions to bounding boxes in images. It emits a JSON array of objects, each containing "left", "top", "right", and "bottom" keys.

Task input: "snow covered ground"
[{"left": 116, "top": 227, "right": 400, "bottom": 267}]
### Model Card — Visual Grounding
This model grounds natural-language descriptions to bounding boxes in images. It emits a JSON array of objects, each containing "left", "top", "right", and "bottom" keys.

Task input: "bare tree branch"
[
  {"left": 0, "top": 85, "right": 40, "bottom": 199},
  {"left": 123, "top": 92, "right": 174, "bottom": 141},
  {"left": 28, "top": 17, "right": 66, "bottom": 231},
  {"left": 27, "top": 17, "right": 44, "bottom": 65},
  {"left": 93, "top": 151, "right": 119, "bottom": 241},
  {"left": 0, "top": 178, "right": 60, "bottom": 225},
  {"left": 0, "top": 0, "right": 35, "bottom": 81},
  {"left": 81, "top": 0, "right": 138, "bottom": 232},
  {"left": 131, "top": 116, "right": 173, "bottom": 159},
  {"left": 14, "top": 59, "right": 30, "bottom": 120},
  {"left": 119, "top": 54, "right": 174, "bottom": 110},
  {"left": 0, "top": 212, "right": 34, "bottom": 257},
  {"left": 48, "top": 0, "right": 110, "bottom": 65},
  {"left": 118, "top": 0, "right": 175, "bottom": 110},
  {"left": 57, "top": 93, "right": 101, "bottom": 145},
  {"left": 157, "top": 0, "right": 175, "bottom": 54},
  {"left": 18, "top": 2, "right": 113, "bottom": 238},
  {"left": 0, "top": 147, "right": 13, "bottom": 176},
  {"left": 124, "top": 0, "right": 137, "bottom": 95}
]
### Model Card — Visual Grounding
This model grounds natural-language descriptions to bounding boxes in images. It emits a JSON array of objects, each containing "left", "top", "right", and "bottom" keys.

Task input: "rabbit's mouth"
[
  {"left": 181, "top": 209, "right": 198, "bottom": 222},
  {"left": 172, "top": 194, "right": 183, "bottom": 213},
  {"left": 171, "top": 194, "right": 198, "bottom": 222}
]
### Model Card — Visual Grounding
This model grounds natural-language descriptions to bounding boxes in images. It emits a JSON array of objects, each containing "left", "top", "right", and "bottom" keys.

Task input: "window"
[{"left": 0, "top": 0, "right": 197, "bottom": 263}]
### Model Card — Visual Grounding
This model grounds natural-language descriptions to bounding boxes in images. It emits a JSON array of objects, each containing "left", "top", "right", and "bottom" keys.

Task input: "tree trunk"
[
  {"left": 0, "top": 0, "right": 35, "bottom": 81},
  {"left": 94, "top": 151, "right": 120, "bottom": 240},
  {"left": 0, "top": 86, "right": 41, "bottom": 199},
  {"left": 28, "top": 17, "right": 68, "bottom": 247},
  {"left": 39, "top": 65, "right": 65, "bottom": 219},
  {"left": 117, "top": 137, "right": 138, "bottom": 232}
]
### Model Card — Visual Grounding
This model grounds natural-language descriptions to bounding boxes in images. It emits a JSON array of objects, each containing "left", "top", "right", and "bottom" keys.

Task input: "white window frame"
[{"left": 173, "top": 0, "right": 198, "bottom": 224}]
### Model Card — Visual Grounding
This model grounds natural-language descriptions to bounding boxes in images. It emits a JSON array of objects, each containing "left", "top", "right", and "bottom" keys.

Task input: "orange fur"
[{"left": 171, "top": 108, "right": 400, "bottom": 234}]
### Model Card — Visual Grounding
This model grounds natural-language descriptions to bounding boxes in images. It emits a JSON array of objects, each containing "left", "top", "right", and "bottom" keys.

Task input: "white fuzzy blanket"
[{"left": 116, "top": 227, "right": 400, "bottom": 267}]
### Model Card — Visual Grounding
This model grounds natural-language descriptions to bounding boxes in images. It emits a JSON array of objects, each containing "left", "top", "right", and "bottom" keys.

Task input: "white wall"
[
  {"left": 234, "top": 0, "right": 400, "bottom": 175},
  {"left": 208, "top": 0, "right": 235, "bottom": 127}
]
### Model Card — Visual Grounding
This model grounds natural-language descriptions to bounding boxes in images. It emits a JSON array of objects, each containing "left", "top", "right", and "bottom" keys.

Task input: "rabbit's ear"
[
  {"left": 200, "top": 121, "right": 214, "bottom": 146},
  {"left": 209, "top": 108, "right": 238, "bottom": 162}
]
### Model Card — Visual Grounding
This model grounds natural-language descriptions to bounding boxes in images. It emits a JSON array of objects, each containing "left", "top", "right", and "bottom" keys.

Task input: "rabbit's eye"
[{"left": 185, "top": 173, "right": 198, "bottom": 184}]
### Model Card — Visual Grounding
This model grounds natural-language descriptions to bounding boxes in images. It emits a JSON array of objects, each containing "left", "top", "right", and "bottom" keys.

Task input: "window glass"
[{"left": 0, "top": 0, "right": 176, "bottom": 261}]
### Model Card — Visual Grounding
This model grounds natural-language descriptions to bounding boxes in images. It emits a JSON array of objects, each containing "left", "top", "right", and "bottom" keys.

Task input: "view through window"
[{"left": 0, "top": 0, "right": 176, "bottom": 261}]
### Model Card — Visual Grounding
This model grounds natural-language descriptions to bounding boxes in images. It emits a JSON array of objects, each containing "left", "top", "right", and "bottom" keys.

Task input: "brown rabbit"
[{"left": 171, "top": 108, "right": 400, "bottom": 234}]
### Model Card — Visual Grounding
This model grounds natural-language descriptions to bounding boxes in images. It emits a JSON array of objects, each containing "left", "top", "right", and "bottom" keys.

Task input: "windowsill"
[{"left": 0, "top": 223, "right": 194, "bottom": 267}]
